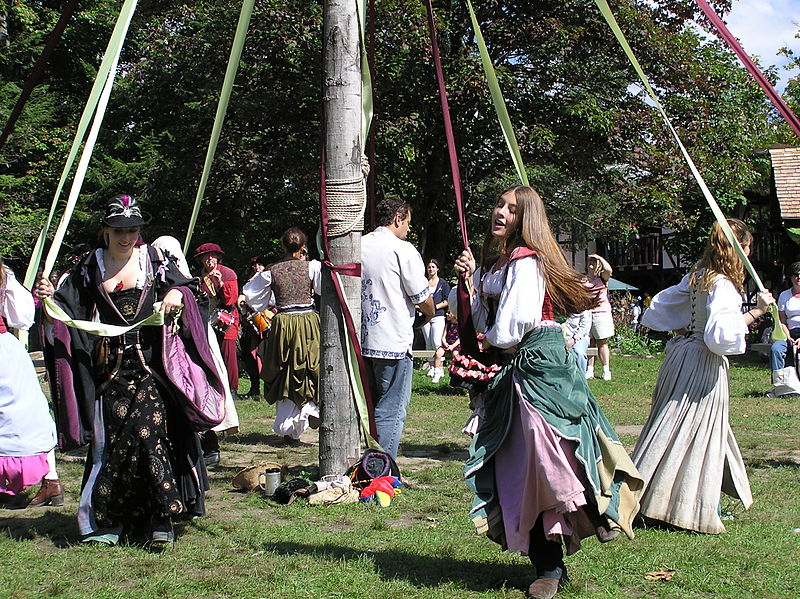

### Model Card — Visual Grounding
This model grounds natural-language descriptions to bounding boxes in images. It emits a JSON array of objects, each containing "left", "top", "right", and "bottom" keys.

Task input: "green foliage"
[
  {"left": 0, "top": 0, "right": 786, "bottom": 277},
  {"left": 612, "top": 322, "right": 665, "bottom": 356}
]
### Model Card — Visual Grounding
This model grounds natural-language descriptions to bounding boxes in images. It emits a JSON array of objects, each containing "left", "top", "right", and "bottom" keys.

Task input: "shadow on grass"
[
  {"left": 0, "top": 510, "right": 80, "bottom": 547},
  {"left": 746, "top": 458, "right": 800, "bottom": 469},
  {"left": 1, "top": 512, "right": 198, "bottom": 552},
  {"left": 227, "top": 432, "right": 286, "bottom": 446},
  {"left": 264, "top": 540, "right": 530, "bottom": 591},
  {"left": 401, "top": 442, "right": 469, "bottom": 462},
  {"left": 413, "top": 383, "right": 469, "bottom": 397}
]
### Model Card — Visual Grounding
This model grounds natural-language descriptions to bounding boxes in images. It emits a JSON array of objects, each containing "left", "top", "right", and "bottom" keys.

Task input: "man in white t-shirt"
[{"left": 361, "top": 198, "right": 434, "bottom": 458}]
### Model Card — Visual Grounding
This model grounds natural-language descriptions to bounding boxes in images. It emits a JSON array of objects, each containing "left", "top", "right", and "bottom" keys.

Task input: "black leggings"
[{"left": 528, "top": 514, "right": 564, "bottom": 578}]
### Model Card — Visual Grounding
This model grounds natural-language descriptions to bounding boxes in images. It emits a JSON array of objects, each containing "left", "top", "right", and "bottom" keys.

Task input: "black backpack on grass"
[{"left": 345, "top": 449, "right": 401, "bottom": 489}]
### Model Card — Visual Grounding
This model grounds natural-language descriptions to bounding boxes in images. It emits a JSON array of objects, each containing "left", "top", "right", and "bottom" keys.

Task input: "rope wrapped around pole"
[{"left": 325, "top": 157, "right": 369, "bottom": 237}]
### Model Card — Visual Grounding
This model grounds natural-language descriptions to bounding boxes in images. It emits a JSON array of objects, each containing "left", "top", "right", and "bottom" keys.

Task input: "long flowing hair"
[
  {"left": 480, "top": 185, "right": 596, "bottom": 315},
  {"left": 689, "top": 218, "right": 751, "bottom": 293}
]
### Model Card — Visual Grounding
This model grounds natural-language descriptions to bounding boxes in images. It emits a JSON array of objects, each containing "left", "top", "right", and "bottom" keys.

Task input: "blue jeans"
[
  {"left": 572, "top": 337, "right": 590, "bottom": 375},
  {"left": 770, "top": 328, "right": 800, "bottom": 370},
  {"left": 365, "top": 355, "right": 413, "bottom": 459}
]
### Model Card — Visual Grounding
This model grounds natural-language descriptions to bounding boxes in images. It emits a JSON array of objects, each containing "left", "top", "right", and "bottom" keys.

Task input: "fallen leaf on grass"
[
  {"left": 645, "top": 568, "right": 676, "bottom": 582},
  {"left": 425, "top": 517, "right": 438, "bottom": 522}
]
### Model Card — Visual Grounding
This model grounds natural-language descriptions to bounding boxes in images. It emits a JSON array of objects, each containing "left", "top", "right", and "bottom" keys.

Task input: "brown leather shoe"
[
  {"left": 26, "top": 478, "right": 64, "bottom": 507},
  {"left": 526, "top": 577, "right": 560, "bottom": 599}
]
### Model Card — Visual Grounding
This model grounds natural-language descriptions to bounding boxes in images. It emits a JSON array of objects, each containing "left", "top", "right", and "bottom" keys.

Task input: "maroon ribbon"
[
  {"left": 694, "top": 0, "right": 800, "bottom": 139},
  {"left": 319, "top": 146, "right": 377, "bottom": 440},
  {"left": 424, "top": 0, "right": 482, "bottom": 357},
  {"left": 0, "top": 0, "right": 80, "bottom": 150},
  {"left": 366, "top": 0, "right": 377, "bottom": 232}
]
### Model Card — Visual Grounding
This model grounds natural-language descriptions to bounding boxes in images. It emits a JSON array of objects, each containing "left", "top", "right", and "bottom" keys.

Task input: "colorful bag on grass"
[{"left": 345, "top": 449, "right": 401, "bottom": 489}]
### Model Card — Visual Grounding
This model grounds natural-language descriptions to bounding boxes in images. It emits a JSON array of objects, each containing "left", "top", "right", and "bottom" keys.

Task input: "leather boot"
[
  {"left": 26, "top": 478, "right": 65, "bottom": 507},
  {"left": 527, "top": 577, "right": 560, "bottom": 599}
]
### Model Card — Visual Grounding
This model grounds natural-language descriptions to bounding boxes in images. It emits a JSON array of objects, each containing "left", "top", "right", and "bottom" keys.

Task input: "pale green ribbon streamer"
[
  {"left": 465, "top": 0, "right": 528, "bottom": 186},
  {"left": 43, "top": 297, "right": 164, "bottom": 336},
  {"left": 183, "top": 0, "right": 255, "bottom": 254},
  {"left": 593, "top": 0, "right": 784, "bottom": 340},
  {"left": 23, "top": 0, "right": 139, "bottom": 289},
  {"left": 335, "top": 272, "right": 381, "bottom": 449},
  {"left": 41, "top": 47, "right": 126, "bottom": 281},
  {"left": 356, "top": 0, "right": 373, "bottom": 150}
]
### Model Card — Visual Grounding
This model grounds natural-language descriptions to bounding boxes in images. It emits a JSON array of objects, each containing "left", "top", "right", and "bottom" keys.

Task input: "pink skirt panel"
[
  {"left": 494, "top": 378, "right": 596, "bottom": 556},
  {"left": 0, "top": 453, "right": 48, "bottom": 495}
]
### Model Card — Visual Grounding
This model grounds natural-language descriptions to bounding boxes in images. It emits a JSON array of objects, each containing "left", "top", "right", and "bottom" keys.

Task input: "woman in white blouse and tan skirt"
[{"left": 633, "top": 218, "right": 774, "bottom": 534}]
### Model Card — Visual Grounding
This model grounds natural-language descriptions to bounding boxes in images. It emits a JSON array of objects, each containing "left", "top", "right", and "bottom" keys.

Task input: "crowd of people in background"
[{"left": 1, "top": 189, "right": 794, "bottom": 599}]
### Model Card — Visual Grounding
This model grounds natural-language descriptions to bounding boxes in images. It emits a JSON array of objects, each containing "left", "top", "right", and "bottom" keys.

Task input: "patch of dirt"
[
  {"left": 615, "top": 425, "right": 644, "bottom": 437},
  {"left": 386, "top": 516, "right": 418, "bottom": 529}
]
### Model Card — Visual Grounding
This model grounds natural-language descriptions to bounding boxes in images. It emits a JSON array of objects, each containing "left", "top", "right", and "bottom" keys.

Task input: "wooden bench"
[{"left": 749, "top": 342, "right": 772, "bottom": 357}]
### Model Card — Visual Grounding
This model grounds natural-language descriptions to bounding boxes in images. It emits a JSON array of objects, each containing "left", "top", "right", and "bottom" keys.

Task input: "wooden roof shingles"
[{"left": 770, "top": 146, "right": 800, "bottom": 219}]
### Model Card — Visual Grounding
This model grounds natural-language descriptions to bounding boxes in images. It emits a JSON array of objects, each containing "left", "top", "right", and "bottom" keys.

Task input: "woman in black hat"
[{"left": 36, "top": 195, "right": 211, "bottom": 546}]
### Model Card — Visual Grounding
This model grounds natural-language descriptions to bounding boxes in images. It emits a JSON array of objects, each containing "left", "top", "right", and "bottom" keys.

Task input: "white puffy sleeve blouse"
[
  {"left": 469, "top": 256, "right": 546, "bottom": 349},
  {"left": 641, "top": 272, "right": 747, "bottom": 356}
]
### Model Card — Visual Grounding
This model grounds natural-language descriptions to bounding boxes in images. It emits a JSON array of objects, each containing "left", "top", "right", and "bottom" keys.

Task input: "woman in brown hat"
[
  {"left": 193, "top": 242, "right": 240, "bottom": 397},
  {"left": 36, "top": 195, "right": 211, "bottom": 545}
]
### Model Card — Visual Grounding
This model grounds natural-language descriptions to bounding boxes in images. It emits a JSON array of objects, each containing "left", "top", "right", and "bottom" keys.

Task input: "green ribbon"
[
  {"left": 183, "top": 0, "right": 255, "bottom": 253},
  {"left": 356, "top": 0, "right": 373, "bottom": 150},
  {"left": 44, "top": 297, "right": 165, "bottom": 336},
  {"left": 593, "top": 0, "right": 784, "bottom": 340},
  {"left": 337, "top": 275, "right": 381, "bottom": 449},
  {"left": 23, "top": 0, "right": 139, "bottom": 289},
  {"left": 465, "top": 0, "right": 528, "bottom": 186}
]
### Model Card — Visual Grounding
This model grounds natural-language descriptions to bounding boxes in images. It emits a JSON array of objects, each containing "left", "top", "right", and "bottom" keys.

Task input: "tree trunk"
[{"left": 319, "top": 0, "right": 362, "bottom": 476}]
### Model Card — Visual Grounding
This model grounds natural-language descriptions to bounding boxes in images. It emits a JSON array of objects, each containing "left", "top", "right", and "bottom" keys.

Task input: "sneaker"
[
  {"left": 584, "top": 370, "right": 594, "bottom": 380},
  {"left": 426, "top": 368, "right": 436, "bottom": 377},
  {"left": 420, "top": 362, "right": 431, "bottom": 371},
  {"left": 602, "top": 370, "right": 612, "bottom": 381},
  {"left": 81, "top": 527, "right": 122, "bottom": 546},
  {"left": 431, "top": 369, "right": 443, "bottom": 384}
]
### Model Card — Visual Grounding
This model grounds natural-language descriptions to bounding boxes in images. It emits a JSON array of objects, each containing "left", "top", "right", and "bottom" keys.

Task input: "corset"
[
  {"left": 270, "top": 259, "right": 313, "bottom": 308},
  {"left": 686, "top": 285, "right": 710, "bottom": 335}
]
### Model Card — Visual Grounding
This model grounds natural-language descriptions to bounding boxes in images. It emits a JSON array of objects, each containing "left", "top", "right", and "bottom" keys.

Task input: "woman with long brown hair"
[
  {"left": 634, "top": 218, "right": 774, "bottom": 534},
  {"left": 455, "top": 185, "right": 642, "bottom": 599}
]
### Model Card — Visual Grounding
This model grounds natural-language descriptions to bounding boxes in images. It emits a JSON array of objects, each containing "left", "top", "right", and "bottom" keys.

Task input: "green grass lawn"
[{"left": 2, "top": 354, "right": 799, "bottom": 598}]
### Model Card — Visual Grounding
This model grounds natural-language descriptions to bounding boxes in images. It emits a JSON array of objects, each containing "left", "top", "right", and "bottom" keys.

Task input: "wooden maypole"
[{"left": 319, "top": 0, "right": 363, "bottom": 475}]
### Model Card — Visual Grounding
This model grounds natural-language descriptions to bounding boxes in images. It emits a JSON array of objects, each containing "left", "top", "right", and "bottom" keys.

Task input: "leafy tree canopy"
[{"left": 0, "top": 0, "right": 787, "bottom": 277}]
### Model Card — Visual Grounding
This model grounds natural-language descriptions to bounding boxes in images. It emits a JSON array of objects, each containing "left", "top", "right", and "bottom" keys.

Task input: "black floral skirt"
[{"left": 90, "top": 345, "right": 206, "bottom": 529}]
